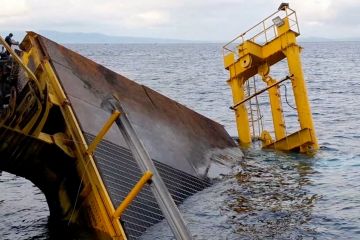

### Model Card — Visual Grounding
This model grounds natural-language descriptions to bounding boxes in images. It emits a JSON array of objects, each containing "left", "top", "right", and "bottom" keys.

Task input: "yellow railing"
[
  {"left": 0, "top": 36, "right": 44, "bottom": 99},
  {"left": 113, "top": 171, "right": 153, "bottom": 219},
  {"left": 223, "top": 7, "right": 299, "bottom": 58}
]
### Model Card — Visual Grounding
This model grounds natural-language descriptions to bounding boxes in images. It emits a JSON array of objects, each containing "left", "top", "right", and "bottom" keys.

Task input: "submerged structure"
[
  {"left": 223, "top": 4, "right": 318, "bottom": 153},
  {"left": 0, "top": 3, "right": 318, "bottom": 240},
  {"left": 0, "top": 32, "right": 238, "bottom": 239}
]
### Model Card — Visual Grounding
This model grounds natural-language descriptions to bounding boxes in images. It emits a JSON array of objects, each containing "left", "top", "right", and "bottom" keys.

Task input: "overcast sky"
[{"left": 0, "top": 0, "right": 359, "bottom": 41}]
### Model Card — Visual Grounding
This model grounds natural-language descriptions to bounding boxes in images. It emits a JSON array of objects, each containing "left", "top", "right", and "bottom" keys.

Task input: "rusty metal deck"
[
  {"left": 1, "top": 33, "right": 238, "bottom": 239},
  {"left": 37, "top": 34, "right": 236, "bottom": 177}
]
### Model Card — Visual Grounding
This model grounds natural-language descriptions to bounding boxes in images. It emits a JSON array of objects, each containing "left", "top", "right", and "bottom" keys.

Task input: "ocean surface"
[{"left": 1, "top": 42, "right": 360, "bottom": 239}]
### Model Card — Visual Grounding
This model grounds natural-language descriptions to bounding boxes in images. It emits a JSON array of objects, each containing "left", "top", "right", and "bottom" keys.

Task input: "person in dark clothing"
[{"left": 4, "top": 33, "right": 19, "bottom": 55}]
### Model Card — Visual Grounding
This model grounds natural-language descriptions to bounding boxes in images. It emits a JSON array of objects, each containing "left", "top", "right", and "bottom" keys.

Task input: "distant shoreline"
[{"left": 2, "top": 30, "right": 359, "bottom": 44}]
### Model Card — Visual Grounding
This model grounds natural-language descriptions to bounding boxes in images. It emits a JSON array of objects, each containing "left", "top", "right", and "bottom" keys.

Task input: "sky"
[{"left": 0, "top": 0, "right": 359, "bottom": 41}]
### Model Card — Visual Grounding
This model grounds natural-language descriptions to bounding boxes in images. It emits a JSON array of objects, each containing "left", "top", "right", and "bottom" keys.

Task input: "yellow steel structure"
[
  {"left": 223, "top": 5, "right": 318, "bottom": 153},
  {"left": 113, "top": 171, "right": 153, "bottom": 219},
  {"left": 86, "top": 110, "right": 121, "bottom": 155},
  {"left": 263, "top": 75, "right": 286, "bottom": 140},
  {"left": 1, "top": 33, "right": 128, "bottom": 239}
]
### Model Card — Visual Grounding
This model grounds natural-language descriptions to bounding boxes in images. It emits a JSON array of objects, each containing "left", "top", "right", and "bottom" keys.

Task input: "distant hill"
[
  {"left": 2, "top": 30, "right": 201, "bottom": 44},
  {"left": 2, "top": 30, "right": 359, "bottom": 44},
  {"left": 299, "top": 36, "right": 360, "bottom": 43}
]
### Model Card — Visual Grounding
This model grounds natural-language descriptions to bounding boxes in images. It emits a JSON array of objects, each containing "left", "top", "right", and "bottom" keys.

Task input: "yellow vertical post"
[
  {"left": 263, "top": 76, "right": 286, "bottom": 140},
  {"left": 284, "top": 45, "right": 319, "bottom": 151},
  {"left": 228, "top": 75, "right": 251, "bottom": 144}
]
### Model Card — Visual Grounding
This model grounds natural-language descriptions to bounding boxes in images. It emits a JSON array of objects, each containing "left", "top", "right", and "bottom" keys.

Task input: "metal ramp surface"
[
  {"left": 36, "top": 34, "right": 236, "bottom": 177},
  {"left": 31, "top": 34, "right": 236, "bottom": 238},
  {"left": 86, "top": 133, "right": 210, "bottom": 239}
]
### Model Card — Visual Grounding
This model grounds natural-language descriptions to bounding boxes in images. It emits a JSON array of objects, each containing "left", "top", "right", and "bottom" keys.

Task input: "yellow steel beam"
[
  {"left": 113, "top": 171, "right": 153, "bottom": 219},
  {"left": 262, "top": 76, "right": 286, "bottom": 140},
  {"left": 263, "top": 128, "right": 313, "bottom": 152},
  {"left": 86, "top": 110, "right": 121, "bottom": 155},
  {"left": 230, "top": 75, "right": 290, "bottom": 110},
  {"left": 0, "top": 35, "right": 38, "bottom": 82},
  {"left": 284, "top": 44, "right": 319, "bottom": 152},
  {"left": 38, "top": 132, "right": 53, "bottom": 144},
  {"left": 42, "top": 58, "right": 127, "bottom": 239},
  {"left": 225, "top": 19, "right": 299, "bottom": 81},
  {"left": 228, "top": 74, "right": 251, "bottom": 144}
]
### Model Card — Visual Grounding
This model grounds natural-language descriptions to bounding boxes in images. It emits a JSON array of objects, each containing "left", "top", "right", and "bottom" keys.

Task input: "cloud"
[
  {"left": 123, "top": 11, "right": 170, "bottom": 28},
  {"left": 0, "top": 0, "right": 359, "bottom": 40}
]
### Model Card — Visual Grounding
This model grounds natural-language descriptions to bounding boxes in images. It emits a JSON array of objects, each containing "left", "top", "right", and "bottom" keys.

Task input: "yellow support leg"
[
  {"left": 228, "top": 75, "right": 251, "bottom": 144},
  {"left": 113, "top": 171, "right": 153, "bottom": 219},
  {"left": 263, "top": 76, "right": 286, "bottom": 141},
  {"left": 284, "top": 45, "right": 319, "bottom": 152},
  {"left": 86, "top": 110, "right": 121, "bottom": 155}
]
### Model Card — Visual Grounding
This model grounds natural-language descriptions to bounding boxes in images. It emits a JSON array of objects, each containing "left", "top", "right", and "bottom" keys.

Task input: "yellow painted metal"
[
  {"left": 113, "top": 171, "right": 153, "bottom": 219},
  {"left": 262, "top": 76, "right": 286, "bottom": 140},
  {"left": 223, "top": 5, "right": 318, "bottom": 153},
  {"left": 284, "top": 45, "right": 319, "bottom": 152},
  {"left": 224, "top": 52, "right": 235, "bottom": 69},
  {"left": 37, "top": 132, "right": 75, "bottom": 157},
  {"left": 231, "top": 75, "right": 290, "bottom": 110},
  {"left": 227, "top": 74, "right": 251, "bottom": 144},
  {"left": 264, "top": 128, "right": 313, "bottom": 151},
  {"left": 1, "top": 32, "right": 128, "bottom": 238},
  {"left": 0, "top": 36, "right": 47, "bottom": 136},
  {"left": 38, "top": 132, "right": 53, "bottom": 144},
  {"left": 41, "top": 59, "right": 127, "bottom": 239},
  {"left": 86, "top": 110, "right": 121, "bottom": 155},
  {"left": 0, "top": 35, "right": 44, "bottom": 100},
  {"left": 48, "top": 93, "right": 61, "bottom": 106},
  {"left": 0, "top": 36, "right": 37, "bottom": 81}
]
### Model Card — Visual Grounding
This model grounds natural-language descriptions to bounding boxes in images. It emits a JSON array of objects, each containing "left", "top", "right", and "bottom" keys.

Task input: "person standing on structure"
[{"left": 4, "top": 33, "right": 19, "bottom": 55}]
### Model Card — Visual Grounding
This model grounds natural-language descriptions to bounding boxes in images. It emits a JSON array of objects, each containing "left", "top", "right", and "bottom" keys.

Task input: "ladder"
[{"left": 245, "top": 76, "right": 263, "bottom": 140}]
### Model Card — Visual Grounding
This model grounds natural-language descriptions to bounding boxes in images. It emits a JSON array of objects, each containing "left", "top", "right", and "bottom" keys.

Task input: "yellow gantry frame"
[{"left": 223, "top": 7, "right": 318, "bottom": 153}]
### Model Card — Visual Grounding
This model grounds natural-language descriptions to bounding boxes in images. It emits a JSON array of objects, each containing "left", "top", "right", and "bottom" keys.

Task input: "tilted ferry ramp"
[{"left": 0, "top": 32, "right": 238, "bottom": 239}]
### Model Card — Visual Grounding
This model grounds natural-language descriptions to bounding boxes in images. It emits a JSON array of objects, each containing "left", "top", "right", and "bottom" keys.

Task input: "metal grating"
[{"left": 84, "top": 133, "right": 211, "bottom": 239}]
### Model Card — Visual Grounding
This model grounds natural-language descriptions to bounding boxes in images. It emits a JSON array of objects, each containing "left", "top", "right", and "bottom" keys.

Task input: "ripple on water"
[{"left": 1, "top": 42, "right": 360, "bottom": 239}]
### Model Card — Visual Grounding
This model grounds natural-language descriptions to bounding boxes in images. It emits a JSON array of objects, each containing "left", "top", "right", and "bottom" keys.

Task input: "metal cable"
[{"left": 280, "top": 83, "right": 297, "bottom": 110}]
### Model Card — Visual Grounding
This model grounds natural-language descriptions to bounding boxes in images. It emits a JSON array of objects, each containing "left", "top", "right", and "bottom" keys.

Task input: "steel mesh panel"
[{"left": 84, "top": 133, "right": 211, "bottom": 239}]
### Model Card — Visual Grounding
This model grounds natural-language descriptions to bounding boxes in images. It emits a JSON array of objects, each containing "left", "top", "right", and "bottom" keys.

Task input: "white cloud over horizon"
[{"left": 0, "top": 0, "right": 359, "bottom": 41}]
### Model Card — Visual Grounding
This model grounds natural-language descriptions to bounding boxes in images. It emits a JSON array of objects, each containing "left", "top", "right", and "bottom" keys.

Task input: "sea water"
[{"left": 0, "top": 42, "right": 359, "bottom": 239}]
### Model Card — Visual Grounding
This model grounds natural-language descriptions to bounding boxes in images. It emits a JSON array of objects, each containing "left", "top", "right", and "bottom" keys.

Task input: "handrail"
[
  {"left": 86, "top": 110, "right": 121, "bottom": 155},
  {"left": 223, "top": 7, "right": 299, "bottom": 56},
  {"left": 230, "top": 75, "right": 292, "bottom": 110},
  {"left": 113, "top": 171, "right": 153, "bottom": 219},
  {"left": 0, "top": 35, "right": 44, "bottom": 100}
]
